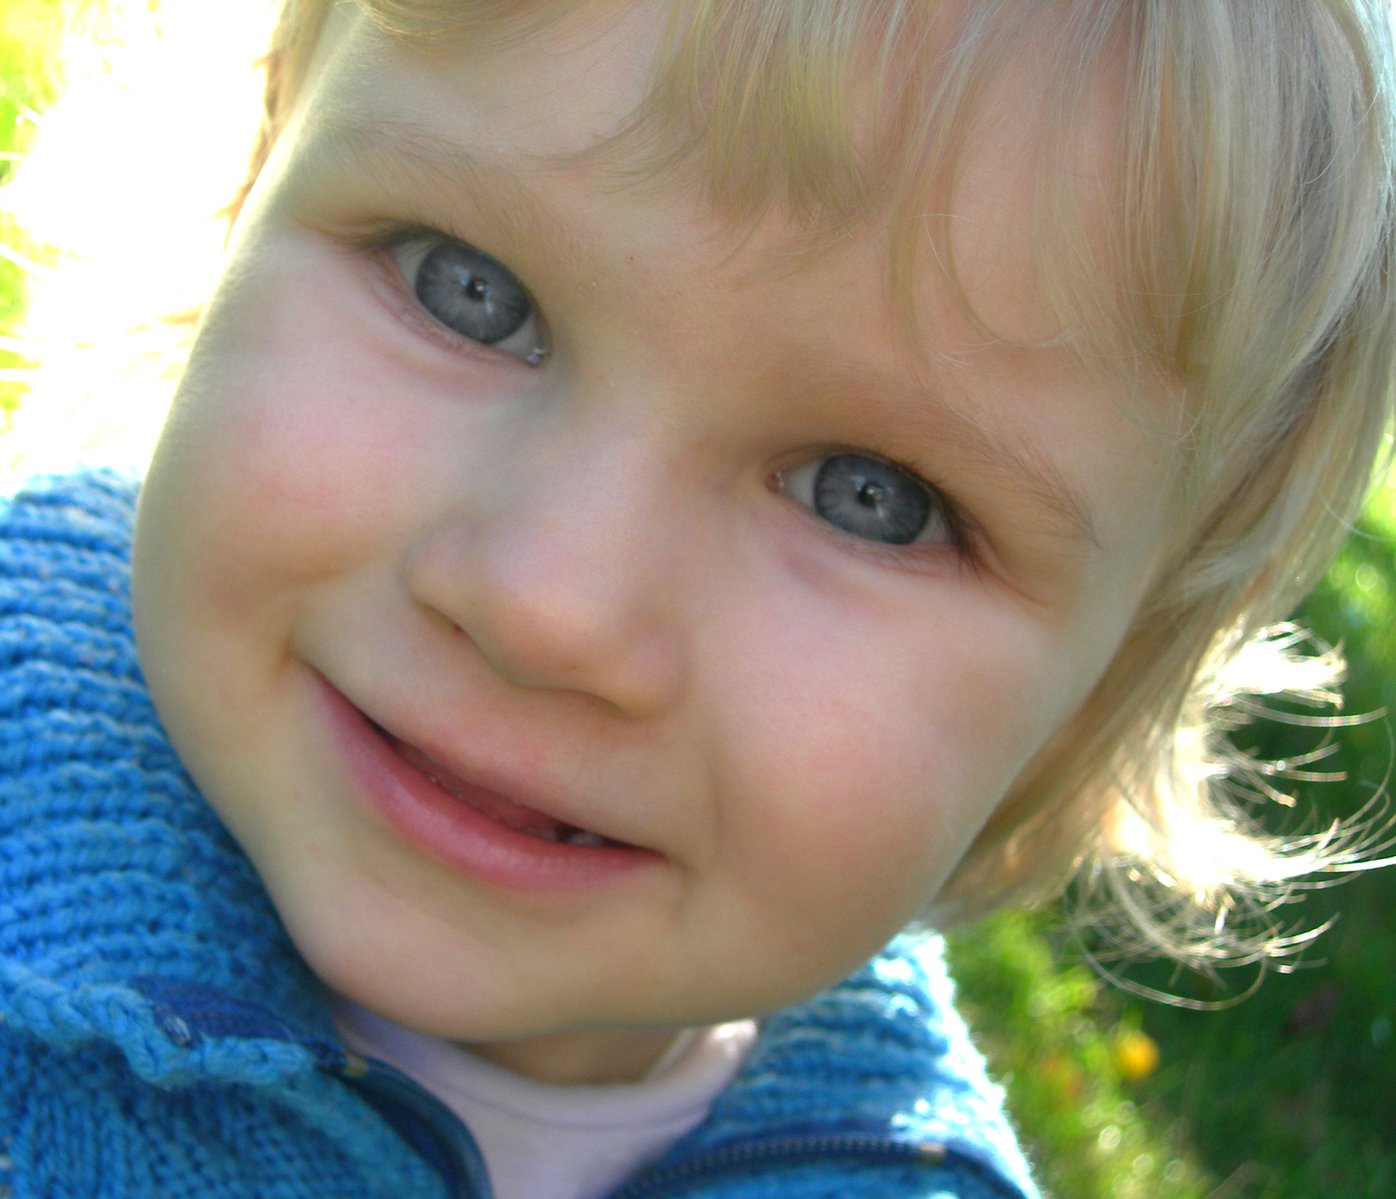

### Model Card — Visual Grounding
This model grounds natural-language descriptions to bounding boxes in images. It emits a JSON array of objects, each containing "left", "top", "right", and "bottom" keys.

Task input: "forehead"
[
  {"left": 304, "top": 1, "right": 1135, "bottom": 335},
  {"left": 310, "top": 4, "right": 1116, "bottom": 210}
]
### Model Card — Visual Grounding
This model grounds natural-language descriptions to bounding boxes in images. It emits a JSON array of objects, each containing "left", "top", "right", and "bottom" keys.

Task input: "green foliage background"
[
  {"left": 2, "top": 3, "right": 1393, "bottom": 1195},
  {"left": 947, "top": 491, "right": 1396, "bottom": 1199}
]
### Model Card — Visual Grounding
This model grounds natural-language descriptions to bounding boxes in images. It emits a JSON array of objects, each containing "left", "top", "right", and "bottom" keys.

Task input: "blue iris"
[
  {"left": 413, "top": 242, "right": 532, "bottom": 345},
  {"left": 812, "top": 454, "right": 934, "bottom": 544}
]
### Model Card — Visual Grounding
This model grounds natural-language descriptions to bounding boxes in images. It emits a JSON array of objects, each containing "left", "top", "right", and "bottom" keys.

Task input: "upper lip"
[{"left": 339, "top": 679, "right": 643, "bottom": 850}]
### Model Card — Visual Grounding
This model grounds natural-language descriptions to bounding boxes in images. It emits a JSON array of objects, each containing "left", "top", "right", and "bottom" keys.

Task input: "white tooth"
[
  {"left": 423, "top": 768, "right": 461, "bottom": 799},
  {"left": 564, "top": 830, "right": 606, "bottom": 848}
]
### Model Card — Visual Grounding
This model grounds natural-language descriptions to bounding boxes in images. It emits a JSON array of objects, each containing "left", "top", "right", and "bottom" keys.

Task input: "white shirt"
[{"left": 333, "top": 1000, "right": 758, "bottom": 1199}]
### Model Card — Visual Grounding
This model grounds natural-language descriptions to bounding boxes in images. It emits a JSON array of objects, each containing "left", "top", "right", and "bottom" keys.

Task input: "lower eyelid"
[{"left": 811, "top": 513, "right": 973, "bottom": 574}]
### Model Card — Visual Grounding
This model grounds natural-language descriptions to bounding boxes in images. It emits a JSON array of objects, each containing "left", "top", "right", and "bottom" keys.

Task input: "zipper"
[
  {"left": 607, "top": 1132, "right": 1024, "bottom": 1199},
  {"left": 131, "top": 978, "right": 1024, "bottom": 1199},
  {"left": 333, "top": 1051, "right": 494, "bottom": 1199},
  {"left": 329, "top": 1054, "right": 1022, "bottom": 1199}
]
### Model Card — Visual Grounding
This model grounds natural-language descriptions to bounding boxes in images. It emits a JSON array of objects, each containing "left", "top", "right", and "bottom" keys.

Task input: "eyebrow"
[
  {"left": 314, "top": 109, "right": 504, "bottom": 183},
  {"left": 307, "top": 109, "right": 594, "bottom": 278},
  {"left": 900, "top": 393, "right": 1102, "bottom": 549},
  {"left": 309, "top": 111, "right": 1103, "bottom": 550}
]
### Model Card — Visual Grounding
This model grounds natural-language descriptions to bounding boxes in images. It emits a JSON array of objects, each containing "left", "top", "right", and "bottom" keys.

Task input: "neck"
[{"left": 466, "top": 1026, "right": 688, "bottom": 1086}]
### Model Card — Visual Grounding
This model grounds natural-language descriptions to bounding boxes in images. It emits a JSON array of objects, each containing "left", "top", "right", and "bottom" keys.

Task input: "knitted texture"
[
  {"left": 0, "top": 472, "right": 321, "bottom": 1048},
  {"left": 632, "top": 939, "right": 1038, "bottom": 1199},
  {"left": 0, "top": 471, "right": 1039, "bottom": 1199},
  {"left": 0, "top": 472, "right": 449, "bottom": 1199}
]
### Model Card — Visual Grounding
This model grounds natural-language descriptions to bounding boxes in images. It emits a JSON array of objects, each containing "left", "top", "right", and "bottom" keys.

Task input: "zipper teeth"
[{"left": 609, "top": 1134, "right": 948, "bottom": 1199}]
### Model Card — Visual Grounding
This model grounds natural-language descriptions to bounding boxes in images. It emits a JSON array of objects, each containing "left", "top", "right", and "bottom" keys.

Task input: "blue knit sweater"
[{"left": 0, "top": 472, "right": 1040, "bottom": 1199}]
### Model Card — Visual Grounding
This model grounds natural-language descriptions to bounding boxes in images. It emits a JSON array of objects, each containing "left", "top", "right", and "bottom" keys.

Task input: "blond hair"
[{"left": 218, "top": 0, "right": 1396, "bottom": 970}]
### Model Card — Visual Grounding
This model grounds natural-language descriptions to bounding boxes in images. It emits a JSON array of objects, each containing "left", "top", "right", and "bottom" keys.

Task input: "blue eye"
[
  {"left": 390, "top": 237, "right": 547, "bottom": 365},
  {"left": 779, "top": 452, "right": 949, "bottom": 546}
]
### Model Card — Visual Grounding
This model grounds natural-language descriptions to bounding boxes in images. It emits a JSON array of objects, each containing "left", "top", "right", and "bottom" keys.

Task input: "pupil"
[
  {"left": 856, "top": 481, "right": 886, "bottom": 509},
  {"left": 464, "top": 275, "right": 490, "bottom": 302}
]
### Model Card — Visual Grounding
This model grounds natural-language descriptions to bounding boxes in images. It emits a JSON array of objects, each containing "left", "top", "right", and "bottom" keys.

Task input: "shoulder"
[
  {"left": 0, "top": 468, "right": 141, "bottom": 649},
  {"left": 0, "top": 468, "right": 140, "bottom": 559},
  {"left": 647, "top": 934, "right": 1040, "bottom": 1199},
  {"left": 0, "top": 468, "right": 139, "bottom": 570},
  {"left": 0, "top": 470, "right": 150, "bottom": 789}
]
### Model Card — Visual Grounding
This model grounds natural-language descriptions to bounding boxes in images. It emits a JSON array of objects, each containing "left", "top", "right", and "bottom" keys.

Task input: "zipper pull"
[{"left": 335, "top": 1052, "right": 495, "bottom": 1199}]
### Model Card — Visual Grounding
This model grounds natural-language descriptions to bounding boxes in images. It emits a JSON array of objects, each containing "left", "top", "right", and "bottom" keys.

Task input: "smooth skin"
[{"left": 132, "top": 3, "right": 1175, "bottom": 1084}]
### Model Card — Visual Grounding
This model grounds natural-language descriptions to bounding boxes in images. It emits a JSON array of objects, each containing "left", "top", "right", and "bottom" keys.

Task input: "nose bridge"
[
  {"left": 487, "top": 408, "right": 676, "bottom": 603},
  {"left": 411, "top": 408, "right": 687, "bottom": 715},
  {"left": 514, "top": 417, "right": 664, "bottom": 569}
]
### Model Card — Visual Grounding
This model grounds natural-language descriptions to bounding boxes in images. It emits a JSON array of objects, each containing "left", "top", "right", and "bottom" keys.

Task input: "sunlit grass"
[
  {"left": 0, "top": 0, "right": 67, "bottom": 413},
  {"left": 952, "top": 460, "right": 1396, "bottom": 1198},
  {"left": 946, "top": 915, "right": 1219, "bottom": 1199}
]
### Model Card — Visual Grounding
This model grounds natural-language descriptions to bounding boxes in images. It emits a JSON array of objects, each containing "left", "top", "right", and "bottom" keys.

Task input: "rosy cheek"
[
  {"left": 712, "top": 590, "right": 1057, "bottom": 895},
  {"left": 177, "top": 314, "right": 441, "bottom": 571}
]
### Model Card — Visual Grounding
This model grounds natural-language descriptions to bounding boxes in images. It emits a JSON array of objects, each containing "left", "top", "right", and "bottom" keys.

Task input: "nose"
[{"left": 406, "top": 420, "right": 688, "bottom": 718}]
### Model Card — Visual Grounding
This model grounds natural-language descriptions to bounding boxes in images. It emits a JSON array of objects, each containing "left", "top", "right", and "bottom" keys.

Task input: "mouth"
[
  {"left": 372, "top": 723, "right": 627, "bottom": 850},
  {"left": 315, "top": 673, "right": 654, "bottom": 891}
]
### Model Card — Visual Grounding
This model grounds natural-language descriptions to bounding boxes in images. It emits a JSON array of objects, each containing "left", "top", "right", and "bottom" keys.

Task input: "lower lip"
[{"left": 315, "top": 677, "right": 659, "bottom": 894}]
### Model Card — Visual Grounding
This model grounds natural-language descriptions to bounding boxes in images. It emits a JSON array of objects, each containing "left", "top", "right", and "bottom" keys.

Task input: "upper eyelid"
[
  {"left": 342, "top": 218, "right": 458, "bottom": 253},
  {"left": 313, "top": 114, "right": 593, "bottom": 285},
  {"left": 344, "top": 221, "right": 521, "bottom": 285}
]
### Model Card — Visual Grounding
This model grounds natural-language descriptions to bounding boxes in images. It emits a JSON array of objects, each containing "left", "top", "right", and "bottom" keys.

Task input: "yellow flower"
[{"left": 1114, "top": 1030, "right": 1160, "bottom": 1083}]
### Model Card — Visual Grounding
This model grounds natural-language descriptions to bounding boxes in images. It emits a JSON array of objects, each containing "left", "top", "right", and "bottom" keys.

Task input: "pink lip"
[{"left": 314, "top": 674, "right": 660, "bottom": 893}]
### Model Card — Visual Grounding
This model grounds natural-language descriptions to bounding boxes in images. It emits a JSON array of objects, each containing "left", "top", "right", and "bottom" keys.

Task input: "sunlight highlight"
[{"left": 0, "top": 0, "right": 276, "bottom": 482}]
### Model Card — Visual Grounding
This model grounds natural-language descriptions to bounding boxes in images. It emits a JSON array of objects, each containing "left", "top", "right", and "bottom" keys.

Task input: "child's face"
[{"left": 133, "top": 4, "right": 1174, "bottom": 1082}]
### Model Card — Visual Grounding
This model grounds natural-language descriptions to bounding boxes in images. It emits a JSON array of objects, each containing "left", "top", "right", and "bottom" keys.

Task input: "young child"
[{"left": 2, "top": 2, "right": 1393, "bottom": 1196}]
